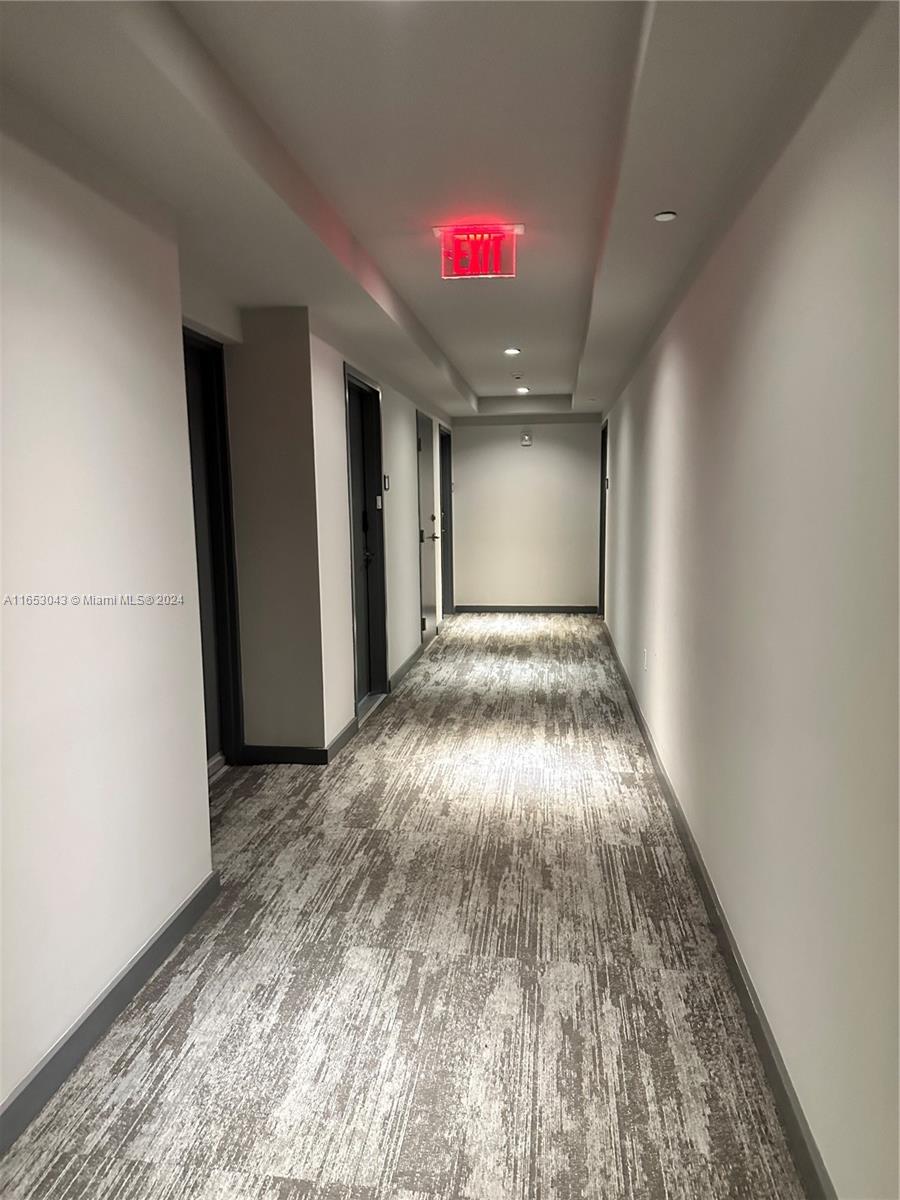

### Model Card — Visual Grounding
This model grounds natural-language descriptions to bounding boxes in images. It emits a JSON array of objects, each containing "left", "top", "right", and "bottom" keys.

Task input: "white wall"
[
  {"left": 453, "top": 419, "right": 603, "bottom": 607},
  {"left": 382, "top": 390, "right": 424, "bottom": 677},
  {"left": 605, "top": 9, "right": 898, "bottom": 1196},
  {"left": 309, "top": 335, "right": 356, "bottom": 742},
  {"left": 226, "top": 310, "right": 325, "bottom": 749},
  {"left": 1, "top": 126, "right": 213, "bottom": 1102},
  {"left": 180, "top": 267, "right": 242, "bottom": 345},
  {"left": 228, "top": 326, "right": 441, "bottom": 749},
  {"left": 309, "top": 334, "right": 438, "bottom": 727}
]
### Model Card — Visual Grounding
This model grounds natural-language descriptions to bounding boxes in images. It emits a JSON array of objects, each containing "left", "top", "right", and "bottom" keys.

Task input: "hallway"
[{"left": 2, "top": 615, "right": 804, "bottom": 1199}]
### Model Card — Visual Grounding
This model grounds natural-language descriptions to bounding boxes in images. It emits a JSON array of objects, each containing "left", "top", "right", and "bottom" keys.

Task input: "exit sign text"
[{"left": 434, "top": 224, "right": 522, "bottom": 279}]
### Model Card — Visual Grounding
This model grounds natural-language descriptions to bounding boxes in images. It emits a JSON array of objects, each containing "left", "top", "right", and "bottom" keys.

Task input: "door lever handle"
[{"left": 427, "top": 534, "right": 440, "bottom": 541}]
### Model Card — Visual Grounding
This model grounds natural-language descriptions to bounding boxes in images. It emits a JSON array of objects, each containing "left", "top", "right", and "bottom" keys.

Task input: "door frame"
[
  {"left": 183, "top": 327, "right": 245, "bottom": 764},
  {"left": 599, "top": 419, "right": 609, "bottom": 619},
  {"left": 343, "top": 364, "right": 389, "bottom": 712},
  {"left": 438, "top": 425, "right": 454, "bottom": 615},
  {"left": 415, "top": 410, "right": 438, "bottom": 646}
]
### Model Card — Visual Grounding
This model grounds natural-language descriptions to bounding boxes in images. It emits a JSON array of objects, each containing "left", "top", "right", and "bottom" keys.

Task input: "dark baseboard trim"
[
  {"left": 239, "top": 717, "right": 361, "bottom": 767},
  {"left": 0, "top": 871, "right": 220, "bottom": 1155},
  {"left": 356, "top": 692, "right": 388, "bottom": 727},
  {"left": 238, "top": 744, "right": 328, "bottom": 765},
  {"left": 389, "top": 642, "right": 425, "bottom": 690},
  {"left": 252, "top": 654, "right": 434, "bottom": 766},
  {"left": 455, "top": 605, "right": 600, "bottom": 614},
  {"left": 326, "top": 716, "right": 359, "bottom": 759},
  {"left": 601, "top": 623, "right": 836, "bottom": 1200}
]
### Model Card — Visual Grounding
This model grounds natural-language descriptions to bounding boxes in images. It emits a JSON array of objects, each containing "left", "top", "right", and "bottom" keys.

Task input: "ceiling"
[{"left": 0, "top": 1, "right": 873, "bottom": 420}]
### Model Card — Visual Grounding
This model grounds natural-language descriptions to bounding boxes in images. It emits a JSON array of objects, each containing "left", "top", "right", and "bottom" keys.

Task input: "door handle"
[{"left": 427, "top": 534, "right": 440, "bottom": 541}]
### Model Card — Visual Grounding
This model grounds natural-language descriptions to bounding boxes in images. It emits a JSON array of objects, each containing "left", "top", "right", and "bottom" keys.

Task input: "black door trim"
[
  {"left": 439, "top": 425, "right": 454, "bottom": 616},
  {"left": 415, "top": 410, "right": 438, "bottom": 646},
  {"left": 183, "top": 328, "right": 244, "bottom": 764},
  {"left": 344, "top": 365, "right": 389, "bottom": 712}
]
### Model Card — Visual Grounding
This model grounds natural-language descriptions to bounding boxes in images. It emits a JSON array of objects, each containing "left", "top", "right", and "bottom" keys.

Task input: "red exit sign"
[{"left": 433, "top": 224, "right": 523, "bottom": 279}]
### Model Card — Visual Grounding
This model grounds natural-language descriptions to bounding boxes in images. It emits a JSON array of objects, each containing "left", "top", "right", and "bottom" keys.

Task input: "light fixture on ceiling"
[
  {"left": 433, "top": 223, "right": 524, "bottom": 279},
  {"left": 504, "top": 347, "right": 521, "bottom": 356},
  {"left": 516, "top": 386, "right": 530, "bottom": 394},
  {"left": 654, "top": 210, "right": 678, "bottom": 222}
]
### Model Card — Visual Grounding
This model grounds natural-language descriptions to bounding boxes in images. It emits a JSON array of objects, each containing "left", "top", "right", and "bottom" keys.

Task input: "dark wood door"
[
  {"left": 439, "top": 427, "right": 454, "bottom": 615},
  {"left": 347, "top": 393, "right": 371, "bottom": 702},
  {"left": 347, "top": 377, "right": 388, "bottom": 708},
  {"left": 183, "top": 330, "right": 243, "bottom": 768},
  {"left": 417, "top": 411, "right": 438, "bottom": 645},
  {"left": 184, "top": 341, "right": 223, "bottom": 760}
]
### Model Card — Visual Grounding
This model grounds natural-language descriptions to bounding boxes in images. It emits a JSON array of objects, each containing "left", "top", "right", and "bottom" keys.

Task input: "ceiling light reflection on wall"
[{"left": 654, "top": 211, "right": 678, "bottom": 222}]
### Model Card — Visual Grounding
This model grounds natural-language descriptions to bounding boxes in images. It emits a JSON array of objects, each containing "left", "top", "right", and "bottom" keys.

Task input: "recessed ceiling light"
[
  {"left": 516, "top": 386, "right": 530, "bottom": 394},
  {"left": 504, "top": 347, "right": 521, "bottom": 356},
  {"left": 654, "top": 210, "right": 678, "bottom": 222}
]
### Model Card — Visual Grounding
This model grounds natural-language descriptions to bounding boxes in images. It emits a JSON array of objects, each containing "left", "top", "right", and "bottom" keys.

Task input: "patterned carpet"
[{"left": 2, "top": 614, "right": 806, "bottom": 1199}]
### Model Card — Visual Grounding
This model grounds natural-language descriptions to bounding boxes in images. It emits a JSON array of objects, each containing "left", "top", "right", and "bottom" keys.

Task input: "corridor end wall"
[{"left": 453, "top": 417, "right": 603, "bottom": 609}]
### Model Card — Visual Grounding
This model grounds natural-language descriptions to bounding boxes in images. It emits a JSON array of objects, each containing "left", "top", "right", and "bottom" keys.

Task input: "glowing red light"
[{"left": 434, "top": 224, "right": 522, "bottom": 279}]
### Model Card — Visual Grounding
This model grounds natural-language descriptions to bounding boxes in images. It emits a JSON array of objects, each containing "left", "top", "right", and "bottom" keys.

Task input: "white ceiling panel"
[{"left": 1, "top": 1, "right": 874, "bottom": 418}]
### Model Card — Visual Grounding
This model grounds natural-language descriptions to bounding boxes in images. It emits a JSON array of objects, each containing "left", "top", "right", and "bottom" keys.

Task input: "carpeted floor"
[{"left": 2, "top": 614, "right": 806, "bottom": 1199}]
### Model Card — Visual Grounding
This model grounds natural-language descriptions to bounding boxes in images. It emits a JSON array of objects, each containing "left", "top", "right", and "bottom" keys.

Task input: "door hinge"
[
  {"left": 419, "top": 529, "right": 425, "bottom": 543},
  {"left": 417, "top": 437, "right": 422, "bottom": 452},
  {"left": 421, "top": 617, "right": 427, "bottom": 632}
]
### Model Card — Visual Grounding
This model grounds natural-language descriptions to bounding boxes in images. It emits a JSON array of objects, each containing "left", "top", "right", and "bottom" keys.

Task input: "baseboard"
[
  {"left": 454, "top": 605, "right": 600, "bottom": 614},
  {"left": 238, "top": 744, "right": 328, "bottom": 765},
  {"left": 389, "top": 642, "right": 425, "bottom": 690},
  {"left": 0, "top": 871, "right": 221, "bottom": 1155},
  {"left": 601, "top": 624, "right": 836, "bottom": 1200},
  {"left": 239, "top": 718, "right": 360, "bottom": 767},
  {"left": 326, "top": 716, "right": 359, "bottom": 759}
]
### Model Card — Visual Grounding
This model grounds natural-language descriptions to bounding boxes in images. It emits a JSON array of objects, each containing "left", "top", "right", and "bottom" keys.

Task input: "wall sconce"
[{"left": 520, "top": 430, "right": 533, "bottom": 447}]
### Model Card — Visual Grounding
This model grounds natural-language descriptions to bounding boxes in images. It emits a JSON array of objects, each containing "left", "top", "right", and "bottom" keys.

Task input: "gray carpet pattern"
[{"left": 2, "top": 614, "right": 806, "bottom": 1199}]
